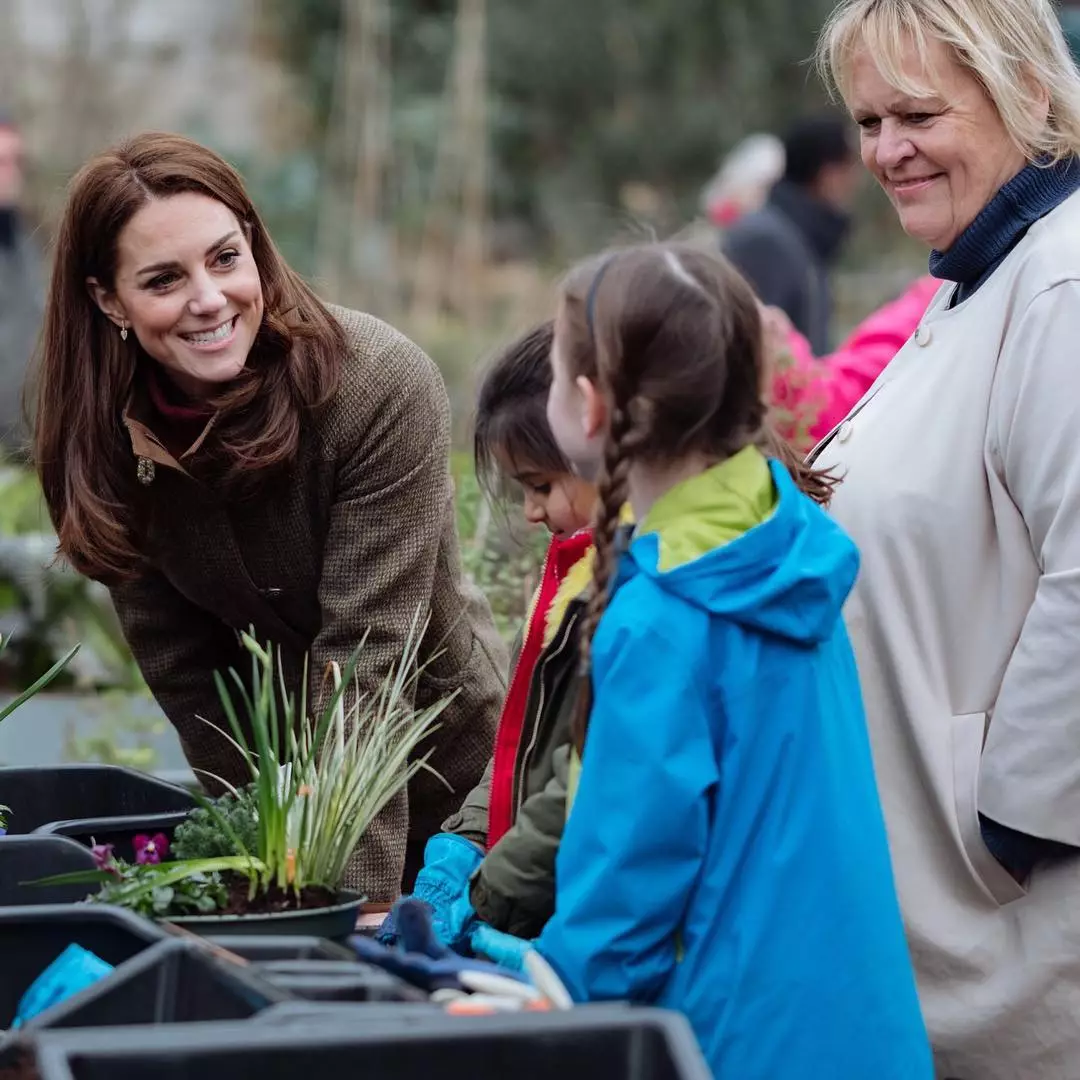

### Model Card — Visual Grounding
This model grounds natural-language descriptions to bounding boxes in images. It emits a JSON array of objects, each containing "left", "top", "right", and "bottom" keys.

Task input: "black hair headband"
[{"left": 585, "top": 254, "right": 616, "bottom": 339}]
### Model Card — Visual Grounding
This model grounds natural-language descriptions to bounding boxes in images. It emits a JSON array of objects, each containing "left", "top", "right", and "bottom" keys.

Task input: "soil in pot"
[{"left": 217, "top": 875, "right": 339, "bottom": 916}]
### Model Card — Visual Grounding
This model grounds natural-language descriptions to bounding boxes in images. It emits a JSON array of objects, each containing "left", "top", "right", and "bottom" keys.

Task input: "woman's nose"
[
  {"left": 875, "top": 121, "right": 915, "bottom": 171},
  {"left": 187, "top": 272, "right": 226, "bottom": 316}
]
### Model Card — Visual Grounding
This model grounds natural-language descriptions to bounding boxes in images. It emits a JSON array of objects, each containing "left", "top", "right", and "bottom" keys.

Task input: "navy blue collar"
[{"left": 930, "top": 156, "right": 1080, "bottom": 302}]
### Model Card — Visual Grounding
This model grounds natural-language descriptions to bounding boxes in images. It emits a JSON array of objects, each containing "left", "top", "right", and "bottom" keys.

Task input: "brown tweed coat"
[{"left": 109, "top": 306, "right": 507, "bottom": 901}]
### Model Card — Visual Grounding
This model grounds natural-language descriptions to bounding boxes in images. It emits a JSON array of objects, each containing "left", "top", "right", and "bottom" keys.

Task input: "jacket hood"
[{"left": 623, "top": 459, "right": 859, "bottom": 645}]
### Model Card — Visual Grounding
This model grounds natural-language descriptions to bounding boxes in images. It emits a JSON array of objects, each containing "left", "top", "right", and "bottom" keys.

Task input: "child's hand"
[
  {"left": 469, "top": 923, "right": 534, "bottom": 973},
  {"left": 376, "top": 833, "right": 483, "bottom": 947}
]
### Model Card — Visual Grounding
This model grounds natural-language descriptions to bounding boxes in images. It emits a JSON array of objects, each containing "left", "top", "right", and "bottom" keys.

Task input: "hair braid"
[{"left": 572, "top": 378, "right": 638, "bottom": 755}]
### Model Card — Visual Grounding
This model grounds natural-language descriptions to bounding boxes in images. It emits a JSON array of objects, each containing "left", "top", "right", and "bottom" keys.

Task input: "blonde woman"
[{"left": 813, "top": 1, "right": 1080, "bottom": 1075}]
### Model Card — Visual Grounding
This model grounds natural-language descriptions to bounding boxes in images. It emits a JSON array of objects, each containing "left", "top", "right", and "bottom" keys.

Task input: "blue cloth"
[
  {"left": 930, "top": 155, "right": 1080, "bottom": 303},
  {"left": 14, "top": 944, "right": 114, "bottom": 1028},
  {"left": 376, "top": 833, "right": 482, "bottom": 946},
  {"left": 536, "top": 462, "right": 932, "bottom": 1078}
]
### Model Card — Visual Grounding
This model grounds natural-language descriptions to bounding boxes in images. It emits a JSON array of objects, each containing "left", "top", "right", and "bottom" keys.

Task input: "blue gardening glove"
[
  {"left": 468, "top": 923, "right": 534, "bottom": 973},
  {"left": 443, "top": 879, "right": 481, "bottom": 952},
  {"left": 376, "top": 833, "right": 483, "bottom": 946},
  {"left": 13, "top": 944, "right": 114, "bottom": 1028},
  {"left": 352, "top": 899, "right": 528, "bottom": 993}
]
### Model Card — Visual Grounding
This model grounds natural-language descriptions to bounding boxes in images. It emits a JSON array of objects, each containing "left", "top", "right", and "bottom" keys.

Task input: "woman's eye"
[
  {"left": 215, "top": 249, "right": 240, "bottom": 268},
  {"left": 527, "top": 483, "right": 551, "bottom": 497},
  {"left": 148, "top": 272, "right": 178, "bottom": 290},
  {"left": 856, "top": 117, "right": 880, "bottom": 132},
  {"left": 906, "top": 113, "right": 933, "bottom": 124}
]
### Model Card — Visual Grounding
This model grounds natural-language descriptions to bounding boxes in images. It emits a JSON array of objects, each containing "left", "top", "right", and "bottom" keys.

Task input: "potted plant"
[{"left": 36, "top": 615, "right": 452, "bottom": 938}]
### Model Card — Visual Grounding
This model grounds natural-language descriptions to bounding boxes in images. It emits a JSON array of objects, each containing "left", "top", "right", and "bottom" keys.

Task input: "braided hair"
[{"left": 556, "top": 242, "right": 835, "bottom": 752}]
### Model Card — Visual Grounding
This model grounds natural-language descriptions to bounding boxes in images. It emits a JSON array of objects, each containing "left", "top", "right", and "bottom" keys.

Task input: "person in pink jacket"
[{"left": 766, "top": 274, "right": 939, "bottom": 452}]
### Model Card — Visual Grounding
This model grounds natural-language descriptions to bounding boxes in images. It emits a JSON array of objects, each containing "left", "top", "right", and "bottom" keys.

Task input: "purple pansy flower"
[{"left": 133, "top": 833, "right": 169, "bottom": 865}]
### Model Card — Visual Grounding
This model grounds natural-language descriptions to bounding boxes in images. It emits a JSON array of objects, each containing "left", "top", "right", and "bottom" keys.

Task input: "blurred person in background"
[
  {"left": 724, "top": 113, "right": 861, "bottom": 353},
  {"left": 700, "top": 132, "right": 785, "bottom": 228},
  {"left": 0, "top": 112, "right": 44, "bottom": 457}
]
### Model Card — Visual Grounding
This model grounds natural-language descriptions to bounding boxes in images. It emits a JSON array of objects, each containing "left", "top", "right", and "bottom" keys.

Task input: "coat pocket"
[{"left": 950, "top": 711, "right": 1027, "bottom": 906}]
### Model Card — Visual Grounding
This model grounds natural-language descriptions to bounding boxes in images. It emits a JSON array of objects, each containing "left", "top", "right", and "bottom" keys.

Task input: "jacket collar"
[
  {"left": 929, "top": 156, "right": 1080, "bottom": 301},
  {"left": 635, "top": 445, "right": 777, "bottom": 572},
  {"left": 120, "top": 371, "right": 218, "bottom": 482}
]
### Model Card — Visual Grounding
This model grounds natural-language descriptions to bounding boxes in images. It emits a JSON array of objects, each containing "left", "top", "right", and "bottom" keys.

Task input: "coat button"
[
  {"left": 837, "top": 420, "right": 853, "bottom": 443},
  {"left": 914, "top": 324, "right": 932, "bottom": 346}
]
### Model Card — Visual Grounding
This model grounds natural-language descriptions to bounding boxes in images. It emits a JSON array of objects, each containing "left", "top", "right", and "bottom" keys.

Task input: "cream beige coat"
[{"left": 814, "top": 191, "right": 1080, "bottom": 1079}]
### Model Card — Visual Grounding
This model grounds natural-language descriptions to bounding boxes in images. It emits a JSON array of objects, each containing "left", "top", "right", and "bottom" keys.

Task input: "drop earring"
[{"left": 120, "top": 321, "right": 128, "bottom": 342}]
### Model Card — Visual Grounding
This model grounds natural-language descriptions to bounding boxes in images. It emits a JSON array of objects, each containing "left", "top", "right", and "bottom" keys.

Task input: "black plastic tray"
[
  {"left": 31, "top": 1007, "right": 712, "bottom": 1080},
  {"left": 12, "top": 937, "right": 289, "bottom": 1035},
  {"left": 0, "top": 835, "right": 99, "bottom": 906},
  {"left": 0, "top": 765, "right": 196, "bottom": 832},
  {"left": 0, "top": 765, "right": 196, "bottom": 863},
  {"left": 202, "top": 934, "right": 355, "bottom": 962},
  {"left": 254, "top": 959, "right": 426, "bottom": 1002},
  {"left": 0, "top": 904, "right": 166, "bottom": 1028}
]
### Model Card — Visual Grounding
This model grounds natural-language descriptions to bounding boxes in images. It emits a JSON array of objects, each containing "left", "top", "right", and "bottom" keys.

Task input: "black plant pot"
[{"left": 162, "top": 890, "right": 366, "bottom": 942}]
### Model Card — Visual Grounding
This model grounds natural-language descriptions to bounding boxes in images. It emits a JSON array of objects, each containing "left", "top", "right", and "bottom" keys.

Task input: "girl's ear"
[{"left": 577, "top": 375, "right": 608, "bottom": 439}]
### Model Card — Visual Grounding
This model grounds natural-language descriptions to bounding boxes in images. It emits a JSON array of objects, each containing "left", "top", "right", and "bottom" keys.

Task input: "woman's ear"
[
  {"left": 86, "top": 277, "right": 126, "bottom": 326},
  {"left": 1020, "top": 66, "right": 1051, "bottom": 128},
  {"left": 577, "top": 375, "right": 608, "bottom": 439}
]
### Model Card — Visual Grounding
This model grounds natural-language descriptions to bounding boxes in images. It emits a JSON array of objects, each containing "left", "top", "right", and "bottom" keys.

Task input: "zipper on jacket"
[{"left": 514, "top": 605, "right": 580, "bottom": 816}]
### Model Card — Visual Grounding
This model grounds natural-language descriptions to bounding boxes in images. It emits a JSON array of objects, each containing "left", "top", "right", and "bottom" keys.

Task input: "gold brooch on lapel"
[{"left": 136, "top": 457, "right": 156, "bottom": 486}]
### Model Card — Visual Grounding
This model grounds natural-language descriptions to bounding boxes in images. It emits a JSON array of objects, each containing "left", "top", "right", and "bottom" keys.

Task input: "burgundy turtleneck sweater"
[{"left": 143, "top": 364, "right": 214, "bottom": 460}]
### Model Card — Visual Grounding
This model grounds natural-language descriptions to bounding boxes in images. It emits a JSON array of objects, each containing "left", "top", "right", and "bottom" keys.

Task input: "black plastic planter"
[
  {"left": 32, "top": 1006, "right": 712, "bottom": 1080},
  {"left": 164, "top": 890, "right": 365, "bottom": 941},
  {"left": 203, "top": 934, "right": 355, "bottom": 962},
  {"left": 0, "top": 904, "right": 166, "bottom": 1028},
  {"left": 254, "top": 959, "right": 427, "bottom": 1002},
  {"left": 0, "top": 765, "right": 196, "bottom": 863},
  {"left": 0, "top": 835, "right": 99, "bottom": 906},
  {"left": 11, "top": 937, "right": 289, "bottom": 1036}
]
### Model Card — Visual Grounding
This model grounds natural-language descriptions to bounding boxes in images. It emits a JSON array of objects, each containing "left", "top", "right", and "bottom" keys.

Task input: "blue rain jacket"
[{"left": 537, "top": 456, "right": 931, "bottom": 1078}]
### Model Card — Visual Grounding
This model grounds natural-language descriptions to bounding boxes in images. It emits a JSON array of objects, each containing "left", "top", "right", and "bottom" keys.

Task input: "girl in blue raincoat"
[{"left": 537, "top": 242, "right": 932, "bottom": 1079}]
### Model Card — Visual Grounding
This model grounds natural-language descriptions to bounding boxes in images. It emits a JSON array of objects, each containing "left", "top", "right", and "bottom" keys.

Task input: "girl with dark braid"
[{"left": 533, "top": 243, "right": 931, "bottom": 1078}]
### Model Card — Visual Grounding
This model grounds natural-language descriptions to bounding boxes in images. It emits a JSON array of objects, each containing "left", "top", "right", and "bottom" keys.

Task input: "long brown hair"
[
  {"left": 557, "top": 242, "right": 838, "bottom": 752},
  {"left": 33, "top": 132, "right": 346, "bottom": 584}
]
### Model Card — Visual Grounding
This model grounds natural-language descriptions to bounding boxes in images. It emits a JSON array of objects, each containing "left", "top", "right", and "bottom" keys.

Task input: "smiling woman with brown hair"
[{"left": 32, "top": 132, "right": 507, "bottom": 903}]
